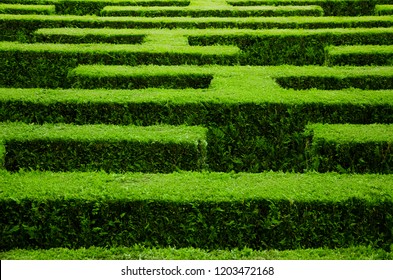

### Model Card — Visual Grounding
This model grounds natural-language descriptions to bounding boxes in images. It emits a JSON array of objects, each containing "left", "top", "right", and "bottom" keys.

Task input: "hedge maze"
[{"left": 1, "top": 0, "right": 393, "bottom": 260}]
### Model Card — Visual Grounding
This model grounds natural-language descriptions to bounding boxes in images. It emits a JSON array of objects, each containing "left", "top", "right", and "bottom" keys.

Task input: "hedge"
[
  {"left": 2, "top": 246, "right": 392, "bottom": 260},
  {"left": 325, "top": 45, "right": 393, "bottom": 66},
  {"left": 34, "top": 27, "right": 146, "bottom": 43},
  {"left": 1, "top": 65, "right": 393, "bottom": 172},
  {"left": 69, "top": 65, "right": 214, "bottom": 89},
  {"left": 1, "top": 171, "right": 392, "bottom": 250},
  {"left": 101, "top": 5, "right": 324, "bottom": 17},
  {"left": 0, "top": 41, "right": 239, "bottom": 88},
  {"left": 0, "top": 0, "right": 191, "bottom": 15},
  {"left": 0, "top": 4, "right": 56, "bottom": 15},
  {"left": 275, "top": 70, "right": 393, "bottom": 90},
  {"left": 375, "top": 4, "right": 393, "bottom": 15},
  {"left": 186, "top": 27, "right": 393, "bottom": 65},
  {"left": 305, "top": 123, "right": 393, "bottom": 173},
  {"left": 1, "top": 14, "right": 392, "bottom": 42},
  {"left": 0, "top": 122, "right": 208, "bottom": 172},
  {"left": 227, "top": 0, "right": 392, "bottom": 16}
]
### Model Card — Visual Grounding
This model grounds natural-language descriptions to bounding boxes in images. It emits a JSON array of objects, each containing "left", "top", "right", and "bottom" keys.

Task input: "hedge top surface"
[
  {"left": 0, "top": 122, "right": 207, "bottom": 143},
  {"left": 1, "top": 170, "right": 393, "bottom": 202},
  {"left": 307, "top": 123, "right": 393, "bottom": 143},
  {"left": 326, "top": 44, "right": 393, "bottom": 54}
]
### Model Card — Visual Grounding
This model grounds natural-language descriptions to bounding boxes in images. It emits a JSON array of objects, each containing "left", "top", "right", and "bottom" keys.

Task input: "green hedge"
[
  {"left": 0, "top": 4, "right": 56, "bottom": 14},
  {"left": 2, "top": 246, "right": 392, "bottom": 260},
  {"left": 0, "top": 41, "right": 239, "bottom": 88},
  {"left": 69, "top": 65, "right": 214, "bottom": 89},
  {"left": 227, "top": 0, "right": 392, "bottom": 16},
  {"left": 0, "top": 122, "right": 208, "bottom": 172},
  {"left": 101, "top": 5, "right": 324, "bottom": 17},
  {"left": 1, "top": 14, "right": 392, "bottom": 42},
  {"left": 375, "top": 5, "right": 393, "bottom": 15},
  {"left": 34, "top": 27, "right": 146, "bottom": 43},
  {"left": 275, "top": 70, "right": 393, "bottom": 90},
  {"left": 325, "top": 45, "right": 393, "bottom": 66},
  {"left": 0, "top": 0, "right": 191, "bottom": 15},
  {"left": 1, "top": 65, "right": 393, "bottom": 172},
  {"left": 187, "top": 28, "right": 393, "bottom": 65},
  {"left": 1, "top": 171, "right": 392, "bottom": 250},
  {"left": 306, "top": 123, "right": 393, "bottom": 173}
]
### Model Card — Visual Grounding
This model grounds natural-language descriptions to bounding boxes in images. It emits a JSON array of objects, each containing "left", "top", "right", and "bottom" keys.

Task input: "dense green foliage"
[
  {"left": 1, "top": 0, "right": 393, "bottom": 260},
  {"left": 326, "top": 45, "right": 393, "bottom": 66},
  {"left": 1, "top": 171, "right": 392, "bottom": 250},
  {"left": 306, "top": 124, "right": 393, "bottom": 173},
  {"left": 2, "top": 246, "right": 392, "bottom": 260},
  {"left": 0, "top": 123, "right": 207, "bottom": 172}
]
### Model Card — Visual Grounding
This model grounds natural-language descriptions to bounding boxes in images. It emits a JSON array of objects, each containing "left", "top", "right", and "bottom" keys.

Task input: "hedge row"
[
  {"left": 0, "top": 0, "right": 191, "bottom": 15},
  {"left": 375, "top": 4, "right": 393, "bottom": 15},
  {"left": 34, "top": 27, "right": 146, "bottom": 43},
  {"left": 1, "top": 171, "right": 392, "bottom": 250},
  {"left": 69, "top": 65, "right": 214, "bottom": 89},
  {"left": 2, "top": 246, "right": 392, "bottom": 260},
  {"left": 101, "top": 5, "right": 324, "bottom": 17},
  {"left": 306, "top": 124, "right": 393, "bottom": 174},
  {"left": 0, "top": 41, "right": 239, "bottom": 88},
  {"left": 325, "top": 45, "right": 393, "bottom": 66},
  {"left": 0, "top": 4, "right": 56, "bottom": 15},
  {"left": 1, "top": 15, "right": 392, "bottom": 42},
  {"left": 186, "top": 27, "right": 393, "bottom": 65},
  {"left": 275, "top": 74, "right": 393, "bottom": 90},
  {"left": 227, "top": 0, "right": 392, "bottom": 16},
  {"left": 0, "top": 122, "right": 208, "bottom": 173}
]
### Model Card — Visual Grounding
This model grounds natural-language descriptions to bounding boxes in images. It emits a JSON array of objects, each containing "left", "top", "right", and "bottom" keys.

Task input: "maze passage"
[{"left": 1, "top": 0, "right": 393, "bottom": 259}]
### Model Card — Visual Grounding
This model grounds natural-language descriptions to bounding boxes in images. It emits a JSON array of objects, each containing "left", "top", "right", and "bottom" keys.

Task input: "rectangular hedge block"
[
  {"left": 101, "top": 5, "right": 324, "bottom": 17},
  {"left": 0, "top": 4, "right": 56, "bottom": 15},
  {"left": 325, "top": 45, "right": 393, "bottom": 66},
  {"left": 68, "top": 65, "right": 214, "bottom": 89},
  {"left": 0, "top": 122, "right": 208, "bottom": 173},
  {"left": 375, "top": 4, "right": 393, "bottom": 15},
  {"left": 306, "top": 123, "right": 393, "bottom": 174},
  {"left": 34, "top": 27, "right": 146, "bottom": 44},
  {"left": 1, "top": 171, "right": 392, "bottom": 250},
  {"left": 0, "top": 0, "right": 191, "bottom": 15},
  {"left": 226, "top": 0, "right": 392, "bottom": 16}
]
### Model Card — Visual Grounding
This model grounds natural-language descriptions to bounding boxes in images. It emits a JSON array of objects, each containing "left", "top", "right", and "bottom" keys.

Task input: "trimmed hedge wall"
[
  {"left": 187, "top": 28, "right": 393, "bottom": 65},
  {"left": 0, "top": 123, "right": 208, "bottom": 172},
  {"left": 0, "top": 42, "right": 239, "bottom": 88},
  {"left": 325, "top": 45, "right": 393, "bottom": 66},
  {"left": 1, "top": 171, "right": 392, "bottom": 250},
  {"left": 305, "top": 124, "right": 393, "bottom": 173},
  {"left": 101, "top": 5, "right": 324, "bottom": 17},
  {"left": 0, "top": 4, "right": 56, "bottom": 15},
  {"left": 227, "top": 0, "right": 393, "bottom": 16},
  {"left": 69, "top": 65, "right": 214, "bottom": 89},
  {"left": 1, "top": 14, "right": 392, "bottom": 42}
]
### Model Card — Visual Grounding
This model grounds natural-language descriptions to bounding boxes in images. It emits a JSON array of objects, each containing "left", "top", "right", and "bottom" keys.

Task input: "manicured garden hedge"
[
  {"left": 325, "top": 45, "right": 393, "bottom": 66},
  {"left": 0, "top": 4, "right": 56, "bottom": 15},
  {"left": 227, "top": 0, "right": 393, "bottom": 16},
  {"left": 2, "top": 14, "right": 392, "bottom": 42},
  {"left": 0, "top": 122, "right": 208, "bottom": 172},
  {"left": 305, "top": 124, "right": 393, "bottom": 173},
  {"left": 1, "top": 171, "right": 392, "bottom": 250}
]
